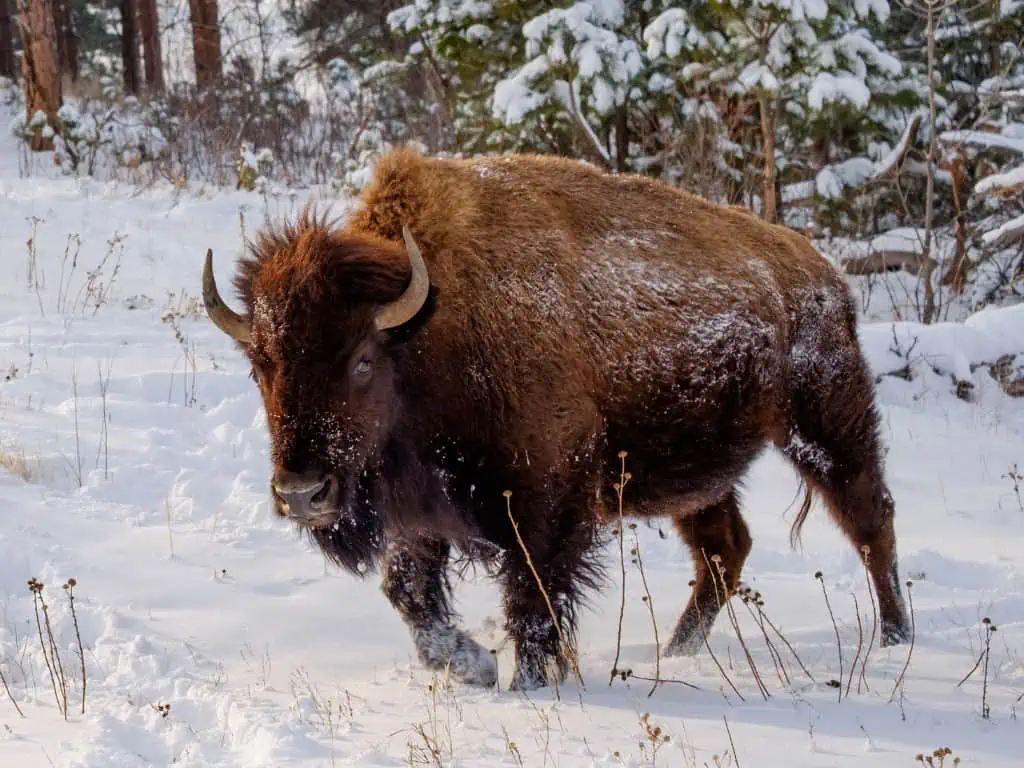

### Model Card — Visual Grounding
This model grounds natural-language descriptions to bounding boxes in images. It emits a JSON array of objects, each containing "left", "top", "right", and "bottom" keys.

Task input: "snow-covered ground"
[{"left": 1, "top": 108, "right": 1023, "bottom": 768}]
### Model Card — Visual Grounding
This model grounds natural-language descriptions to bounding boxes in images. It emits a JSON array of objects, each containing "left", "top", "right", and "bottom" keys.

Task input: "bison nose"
[{"left": 273, "top": 470, "right": 331, "bottom": 518}]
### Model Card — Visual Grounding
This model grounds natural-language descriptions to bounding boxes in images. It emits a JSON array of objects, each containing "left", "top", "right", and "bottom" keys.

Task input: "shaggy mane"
[{"left": 232, "top": 204, "right": 415, "bottom": 312}]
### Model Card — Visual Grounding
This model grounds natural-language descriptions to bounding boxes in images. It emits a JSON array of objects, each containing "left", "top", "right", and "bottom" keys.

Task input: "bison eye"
[{"left": 354, "top": 358, "right": 373, "bottom": 378}]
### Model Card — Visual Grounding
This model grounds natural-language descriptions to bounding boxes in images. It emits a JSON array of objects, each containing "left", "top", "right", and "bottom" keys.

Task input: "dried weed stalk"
[
  {"left": 629, "top": 524, "right": 661, "bottom": 697},
  {"left": 889, "top": 580, "right": 917, "bottom": 707},
  {"left": 609, "top": 450, "right": 630, "bottom": 686},
  {"left": 815, "top": 571, "right": 843, "bottom": 701},
  {"left": 711, "top": 554, "right": 768, "bottom": 700},
  {"left": 63, "top": 578, "right": 87, "bottom": 714},
  {"left": 28, "top": 577, "right": 68, "bottom": 719},
  {"left": 954, "top": 614, "right": 995, "bottom": 719},
  {"left": 857, "top": 545, "right": 879, "bottom": 695}
]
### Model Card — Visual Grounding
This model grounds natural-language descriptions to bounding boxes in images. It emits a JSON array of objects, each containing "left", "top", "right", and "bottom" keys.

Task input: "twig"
[
  {"left": 64, "top": 578, "right": 87, "bottom": 714},
  {"left": 888, "top": 581, "right": 917, "bottom": 704},
  {"left": 981, "top": 617, "right": 995, "bottom": 719},
  {"left": 25, "top": 215, "right": 46, "bottom": 316},
  {"left": 697, "top": 550, "right": 745, "bottom": 702},
  {"left": 815, "top": 571, "right": 843, "bottom": 703},
  {"left": 609, "top": 451, "right": 630, "bottom": 686},
  {"left": 164, "top": 497, "right": 175, "bottom": 558},
  {"left": 629, "top": 525, "right": 661, "bottom": 697},
  {"left": 71, "top": 367, "right": 83, "bottom": 487},
  {"left": 1003, "top": 464, "right": 1022, "bottom": 513},
  {"left": 858, "top": 546, "right": 879, "bottom": 694},
  {"left": 0, "top": 664, "right": 24, "bottom": 717},
  {"left": 56, "top": 233, "right": 81, "bottom": 314},
  {"left": 95, "top": 359, "right": 113, "bottom": 480},
  {"left": 714, "top": 555, "right": 768, "bottom": 699},
  {"left": 740, "top": 590, "right": 790, "bottom": 688},
  {"left": 724, "top": 715, "right": 741, "bottom": 768},
  {"left": 845, "top": 593, "right": 865, "bottom": 700},
  {"left": 40, "top": 587, "right": 68, "bottom": 716},
  {"left": 754, "top": 600, "right": 815, "bottom": 683},
  {"left": 625, "top": 671, "right": 701, "bottom": 692},
  {"left": 28, "top": 578, "right": 67, "bottom": 719},
  {"left": 956, "top": 647, "right": 986, "bottom": 689}
]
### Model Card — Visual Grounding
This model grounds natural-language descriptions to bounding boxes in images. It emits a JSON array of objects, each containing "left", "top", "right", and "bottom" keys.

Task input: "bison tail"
[{"left": 788, "top": 478, "right": 816, "bottom": 551}]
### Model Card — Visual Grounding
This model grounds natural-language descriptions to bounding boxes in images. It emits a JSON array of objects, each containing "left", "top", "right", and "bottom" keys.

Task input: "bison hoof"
[
  {"left": 664, "top": 616, "right": 712, "bottom": 658},
  {"left": 509, "top": 652, "right": 567, "bottom": 692},
  {"left": 509, "top": 665, "right": 552, "bottom": 692},
  {"left": 880, "top": 621, "right": 910, "bottom": 648},
  {"left": 663, "top": 635, "right": 704, "bottom": 658},
  {"left": 413, "top": 625, "right": 498, "bottom": 687}
]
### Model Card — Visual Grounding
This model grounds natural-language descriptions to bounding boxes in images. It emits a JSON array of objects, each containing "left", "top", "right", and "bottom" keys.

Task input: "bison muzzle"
[{"left": 202, "top": 147, "right": 911, "bottom": 691}]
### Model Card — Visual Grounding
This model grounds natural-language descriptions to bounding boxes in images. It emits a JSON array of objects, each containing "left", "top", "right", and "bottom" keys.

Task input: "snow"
[
  {"left": 783, "top": 179, "right": 816, "bottom": 203},
  {"left": 808, "top": 72, "right": 872, "bottom": 110},
  {"left": 865, "top": 227, "right": 960, "bottom": 264},
  {"left": 860, "top": 306, "right": 1024, "bottom": 385},
  {"left": 870, "top": 227, "right": 927, "bottom": 255},
  {"left": 513, "top": 1, "right": 643, "bottom": 116},
  {"left": 492, "top": 55, "right": 555, "bottom": 124},
  {"left": 643, "top": 9, "right": 709, "bottom": 60},
  {"left": 814, "top": 157, "right": 878, "bottom": 199},
  {"left": 738, "top": 62, "right": 781, "bottom": 93},
  {"left": 982, "top": 212, "right": 1024, "bottom": 247},
  {"left": 388, "top": 0, "right": 493, "bottom": 33},
  {"left": 2, "top": 105, "right": 1024, "bottom": 767},
  {"left": 940, "top": 129, "right": 1024, "bottom": 155},
  {"left": 853, "top": 0, "right": 891, "bottom": 21},
  {"left": 975, "top": 164, "right": 1024, "bottom": 195},
  {"left": 872, "top": 113, "right": 922, "bottom": 178}
]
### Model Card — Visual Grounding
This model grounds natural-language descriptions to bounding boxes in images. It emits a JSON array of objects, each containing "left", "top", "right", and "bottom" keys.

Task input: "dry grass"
[{"left": 0, "top": 443, "right": 40, "bottom": 483}]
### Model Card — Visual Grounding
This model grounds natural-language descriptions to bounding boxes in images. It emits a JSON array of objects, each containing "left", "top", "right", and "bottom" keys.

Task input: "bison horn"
[
  {"left": 203, "top": 249, "right": 252, "bottom": 344},
  {"left": 375, "top": 225, "right": 431, "bottom": 331}
]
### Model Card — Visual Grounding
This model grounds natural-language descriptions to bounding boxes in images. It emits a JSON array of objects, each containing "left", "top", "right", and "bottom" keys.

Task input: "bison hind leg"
[
  {"left": 664, "top": 490, "right": 752, "bottom": 657},
  {"left": 381, "top": 537, "right": 498, "bottom": 687},
  {"left": 781, "top": 322, "right": 911, "bottom": 647},
  {"left": 782, "top": 428, "right": 910, "bottom": 648}
]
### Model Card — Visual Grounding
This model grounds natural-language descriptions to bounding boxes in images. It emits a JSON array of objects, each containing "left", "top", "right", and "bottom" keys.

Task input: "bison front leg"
[
  {"left": 500, "top": 495, "right": 597, "bottom": 691},
  {"left": 381, "top": 537, "right": 497, "bottom": 687}
]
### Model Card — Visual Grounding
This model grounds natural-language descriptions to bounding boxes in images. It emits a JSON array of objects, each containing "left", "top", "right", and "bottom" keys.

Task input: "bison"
[{"left": 202, "top": 147, "right": 911, "bottom": 691}]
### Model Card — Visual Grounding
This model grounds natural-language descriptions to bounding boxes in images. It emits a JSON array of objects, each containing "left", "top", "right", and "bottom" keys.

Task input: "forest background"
[{"left": 1, "top": 0, "right": 1022, "bottom": 320}]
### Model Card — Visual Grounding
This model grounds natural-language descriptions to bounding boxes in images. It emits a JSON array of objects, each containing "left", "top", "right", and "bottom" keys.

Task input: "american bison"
[{"left": 202, "top": 147, "right": 910, "bottom": 690}]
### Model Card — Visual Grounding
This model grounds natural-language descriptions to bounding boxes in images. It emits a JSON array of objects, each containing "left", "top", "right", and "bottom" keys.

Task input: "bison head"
[{"left": 202, "top": 217, "right": 431, "bottom": 563}]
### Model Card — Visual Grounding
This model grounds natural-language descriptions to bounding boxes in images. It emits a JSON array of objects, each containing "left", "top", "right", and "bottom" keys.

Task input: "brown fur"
[{"left": 222, "top": 146, "right": 910, "bottom": 690}]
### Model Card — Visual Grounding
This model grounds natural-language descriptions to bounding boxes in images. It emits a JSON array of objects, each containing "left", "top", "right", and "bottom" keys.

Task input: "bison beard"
[
  {"left": 202, "top": 148, "right": 912, "bottom": 691},
  {"left": 303, "top": 484, "right": 385, "bottom": 575}
]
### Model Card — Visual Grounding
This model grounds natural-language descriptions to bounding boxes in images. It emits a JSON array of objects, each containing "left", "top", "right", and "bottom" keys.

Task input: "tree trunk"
[
  {"left": 0, "top": 0, "right": 15, "bottom": 79},
  {"left": 990, "top": 0, "right": 1001, "bottom": 76},
  {"left": 17, "top": 0, "right": 62, "bottom": 151},
  {"left": 51, "top": 0, "right": 78, "bottom": 85},
  {"left": 941, "top": 150, "right": 969, "bottom": 294},
  {"left": 120, "top": 0, "right": 140, "bottom": 94},
  {"left": 920, "top": 0, "right": 939, "bottom": 324},
  {"left": 138, "top": 0, "right": 163, "bottom": 91},
  {"left": 758, "top": 92, "right": 778, "bottom": 224},
  {"left": 188, "top": 0, "right": 221, "bottom": 88},
  {"left": 614, "top": 101, "right": 629, "bottom": 173}
]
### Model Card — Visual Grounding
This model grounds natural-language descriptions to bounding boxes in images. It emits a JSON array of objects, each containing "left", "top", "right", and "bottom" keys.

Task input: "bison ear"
[{"left": 374, "top": 225, "right": 431, "bottom": 332}]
